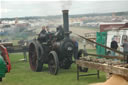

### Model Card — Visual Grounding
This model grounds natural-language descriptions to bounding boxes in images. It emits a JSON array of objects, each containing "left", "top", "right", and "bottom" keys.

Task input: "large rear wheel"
[
  {"left": 29, "top": 41, "right": 43, "bottom": 72},
  {"left": 48, "top": 51, "right": 59, "bottom": 75}
]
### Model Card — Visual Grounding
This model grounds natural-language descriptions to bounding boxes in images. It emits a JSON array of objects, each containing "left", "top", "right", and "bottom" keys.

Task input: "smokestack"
[{"left": 62, "top": 10, "right": 69, "bottom": 37}]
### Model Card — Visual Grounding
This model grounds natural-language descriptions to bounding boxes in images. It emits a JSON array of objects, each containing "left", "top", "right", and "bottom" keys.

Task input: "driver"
[{"left": 38, "top": 26, "right": 47, "bottom": 42}]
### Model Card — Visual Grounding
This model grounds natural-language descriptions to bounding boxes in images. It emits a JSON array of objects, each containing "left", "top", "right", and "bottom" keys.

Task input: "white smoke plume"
[{"left": 60, "top": 0, "right": 72, "bottom": 10}]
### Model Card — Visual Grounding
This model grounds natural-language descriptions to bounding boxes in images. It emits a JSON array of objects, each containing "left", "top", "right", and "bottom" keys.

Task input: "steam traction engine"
[{"left": 29, "top": 10, "right": 75, "bottom": 75}]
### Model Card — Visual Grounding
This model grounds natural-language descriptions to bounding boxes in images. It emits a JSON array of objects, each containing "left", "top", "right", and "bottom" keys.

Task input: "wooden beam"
[
  {"left": 76, "top": 60, "right": 128, "bottom": 78},
  {"left": 88, "top": 53, "right": 124, "bottom": 60}
]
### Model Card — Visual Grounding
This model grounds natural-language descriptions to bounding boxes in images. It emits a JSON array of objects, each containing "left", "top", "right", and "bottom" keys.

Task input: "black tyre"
[
  {"left": 78, "top": 49, "right": 88, "bottom": 72},
  {"left": 29, "top": 41, "right": 43, "bottom": 72},
  {"left": 79, "top": 67, "right": 88, "bottom": 72},
  {"left": 60, "top": 57, "right": 72, "bottom": 69},
  {"left": 48, "top": 51, "right": 59, "bottom": 75}
]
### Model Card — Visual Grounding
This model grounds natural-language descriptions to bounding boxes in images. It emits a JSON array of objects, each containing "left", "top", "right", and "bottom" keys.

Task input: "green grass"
[
  {"left": 0, "top": 53, "right": 106, "bottom": 85},
  {"left": 87, "top": 49, "right": 96, "bottom": 54}
]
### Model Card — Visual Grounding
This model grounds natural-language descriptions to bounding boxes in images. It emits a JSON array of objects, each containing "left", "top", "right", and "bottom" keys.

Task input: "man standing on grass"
[
  {"left": 110, "top": 37, "right": 118, "bottom": 56},
  {"left": 72, "top": 37, "right": 78, "bottom": 60},
  {"left": 122, "top": 39, "right": 128, "bottom": 63}
]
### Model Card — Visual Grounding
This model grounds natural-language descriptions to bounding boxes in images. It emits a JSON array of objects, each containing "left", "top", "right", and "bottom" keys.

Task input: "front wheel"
[
  {"left": 48, "top": 51, "right": 59, "bottom": 75},
  {"left": 60, "top": 58, "right": 72, "bottom": 69}
]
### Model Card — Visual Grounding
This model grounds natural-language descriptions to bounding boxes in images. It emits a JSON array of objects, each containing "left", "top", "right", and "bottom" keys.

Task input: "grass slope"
[{"left": 1, "top": 53, "right": 106, "bottom": 85}]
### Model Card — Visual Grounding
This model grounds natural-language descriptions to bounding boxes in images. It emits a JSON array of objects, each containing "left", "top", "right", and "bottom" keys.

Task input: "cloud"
[
  {"left": 1, "top": 0, "right": 61, "bottom": 1},
  {"left": 0, "top": 8, "right": 13, "bottom": 18},
  {"left": 0, "top": 8, "right": 12, "bottom": 13},
  {"left": 1, "top": 0, "right": 128, "bottom": 18},
  {"left": 60, "top": 0, "right": 72, "bottom": 10}
]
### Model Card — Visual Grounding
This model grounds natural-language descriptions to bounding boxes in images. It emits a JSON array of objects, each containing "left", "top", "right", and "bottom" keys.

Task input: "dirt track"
[{"left": 70, "top": 27, "right": 98, "bottom": 36}]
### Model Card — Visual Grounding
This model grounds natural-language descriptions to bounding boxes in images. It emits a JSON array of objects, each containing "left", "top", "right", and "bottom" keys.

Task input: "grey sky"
[{"left": 0, "top": 0, "right": 128, "bottom": 18}]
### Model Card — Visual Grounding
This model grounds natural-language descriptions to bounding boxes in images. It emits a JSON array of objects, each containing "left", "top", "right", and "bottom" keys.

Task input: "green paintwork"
[
  {"left": 96, "top": 32, "right": 107, "bottom": 58},
  {"left": 0, "top": 51, "right": 7, "bottom": 78}
]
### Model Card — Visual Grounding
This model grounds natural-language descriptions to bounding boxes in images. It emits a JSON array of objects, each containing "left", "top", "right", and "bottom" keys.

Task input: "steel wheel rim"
[
  {"left": 29, "top": 43, "right": 38, "bottom": 71},
  {"left": 49, "top": 55, "right": 57, "bottom": 74}
]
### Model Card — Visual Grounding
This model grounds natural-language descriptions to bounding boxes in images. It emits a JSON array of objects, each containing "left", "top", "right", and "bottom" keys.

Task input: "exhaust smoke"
[{"left": 60, "top": 0, "right": 72, "bottom": 10}]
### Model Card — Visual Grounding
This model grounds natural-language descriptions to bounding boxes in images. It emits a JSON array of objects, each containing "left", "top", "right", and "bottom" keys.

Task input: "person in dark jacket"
[
  {"left": 72, "top": 37, "right": 78, "bottom": 60},
  {"left": 38, "top": 26, "right": 47, "bottom": 42},
  {"left": 110, "top": 37, "right": 118, "bottom": 56},
  {"left": 122, "top": 39, "right": 128, "bottom": 63},
  {"left": 40, "top": 26, "right": 46, "bottom": 34},
  {"left": 55, "top": 26, "right": 64, "bottom": 40}
]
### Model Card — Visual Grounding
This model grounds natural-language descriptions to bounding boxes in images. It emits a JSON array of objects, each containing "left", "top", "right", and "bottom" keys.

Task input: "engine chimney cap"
[{"left": 62, "top": 10, "right": 69, "bottom": 13}]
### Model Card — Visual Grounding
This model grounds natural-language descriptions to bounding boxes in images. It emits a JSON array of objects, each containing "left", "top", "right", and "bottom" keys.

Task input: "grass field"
[{"left": 0, "top": 50, "right": 106, "bottom": 85}]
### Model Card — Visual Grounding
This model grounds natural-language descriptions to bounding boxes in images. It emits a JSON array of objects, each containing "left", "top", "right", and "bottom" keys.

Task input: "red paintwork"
[
  {"left": 100, "top": 23, "right": 128, "bottom": 32},
  {"left": 100, "top": 24, "right": 124, "bottom": 32},
  {"left": 0, "top": 45, "right": 11, "bottom": 72}
]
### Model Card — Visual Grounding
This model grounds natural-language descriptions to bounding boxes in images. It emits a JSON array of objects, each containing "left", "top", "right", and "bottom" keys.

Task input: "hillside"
[{"left": 1, "top": 11, "right": 128, "bottom": 20}]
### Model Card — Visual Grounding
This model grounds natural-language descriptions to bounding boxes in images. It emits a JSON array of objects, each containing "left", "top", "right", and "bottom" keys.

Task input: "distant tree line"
[{"left": 1, "top": 11, "right": 128, "bottom": 21}]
